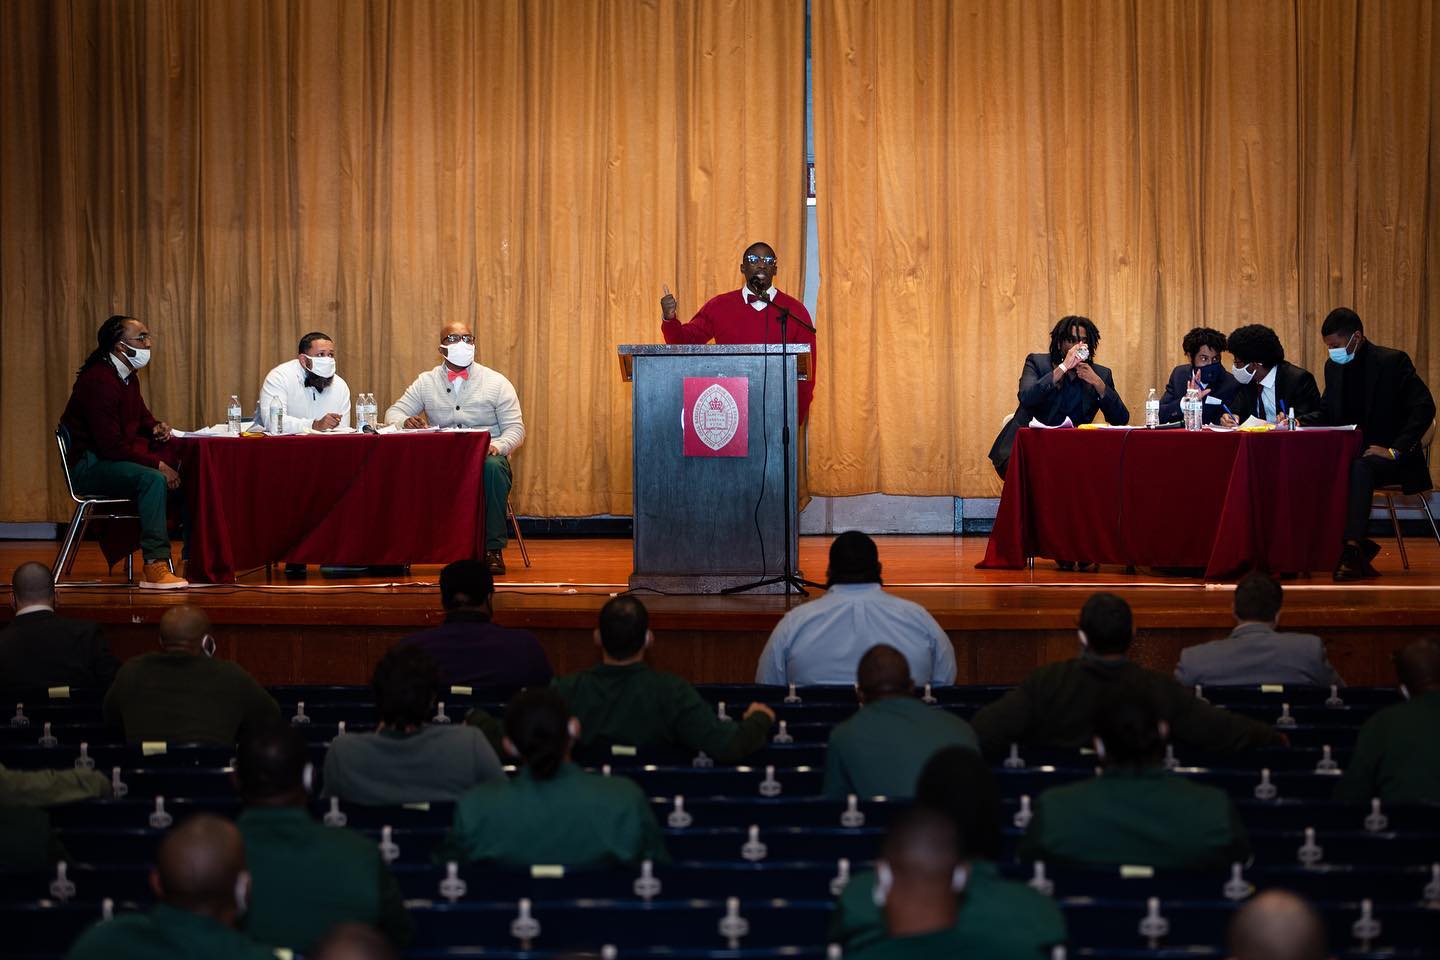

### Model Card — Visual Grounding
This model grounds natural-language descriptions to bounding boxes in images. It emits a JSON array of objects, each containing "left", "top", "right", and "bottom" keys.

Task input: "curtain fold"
[
  {"left": 810, "top": 0, "right": 1439, "bottom": 497},
  {"left": 0, "top": 0, "right": 808, "bottom": 521}
]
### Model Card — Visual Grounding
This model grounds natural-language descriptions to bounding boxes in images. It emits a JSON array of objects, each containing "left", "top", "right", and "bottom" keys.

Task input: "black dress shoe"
[
  {"left": 486, "top": 550, "right": 506, "bottom": 575},
  {"left": 283, "top": 563, "right": 307, "bottom": 579},
  {"left": 1333, "top": 544, "right": 1373, "bottom": 582},
  {"left": 1056, "top": 561, "right": 1076, "bottom": 572}
]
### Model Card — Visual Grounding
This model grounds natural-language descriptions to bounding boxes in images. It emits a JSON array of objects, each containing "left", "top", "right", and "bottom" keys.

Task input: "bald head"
[
  {"left": 153, "top": 814, "right": 247, "bottom": 917},
  {"left": 439, "top": 321, "right": 472, "bottom": 341},
  {"left": 159, "top": 606, "right": 212, "bottom": 654},
  {"left": 858, "top": 644, "right": 914, "bottom": 702},
  {"left": 313, "top": 924, "right": 400, "bottom": 960},
  {"left": 11, "top": 562, "right": 54, "bottom": 607},
  {"left": 1227, "top": 890, "right": 1328, "bottom": 960},
  {"left": 877, "top": 806, "right": 961, "bottom": 937},
  {"left": 1395, "top": 638, "right": 1440, "bottom": 695}
]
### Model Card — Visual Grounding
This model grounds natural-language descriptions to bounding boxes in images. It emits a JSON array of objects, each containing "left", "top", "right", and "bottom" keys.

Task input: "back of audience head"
[
  {"left": 914, "top": 746, "right": 1003, "bottom": 861},
  {"left": 439, "top": 560, "right": 494, "bottom": 613},
  {"left": 373, "top": 645, "right": 440, "bottom": 731},
  {"left": 827, "top": 531, "right": 882, "bottom": 586},
  {"left": 1234, "top": 571, "right": 1284, "bottom": 625},
  {"left": 159, "top": 606, "right": 215, "bottom": 656},
  {"left": 151, "top": 814, "right": 249, "bottom": 923},
  {"left": 597, "top": 595, "right": 651, "bottom": 661},
  {"left": 1394, "top": 637, "right": 1440, "bottom": 698},
  {"left": 1078, "top": 592, "right": 1133, "bottom": 656},
  {"left": 504, "top": 688, "right": 577, "bottom": 780},
  {"left": 1227, "top": 889, "right": 1330, "bottom": 960},
  {"left": 236, "top": 722, "right": 312, "bottom": 806},
  {"left": 857, "top": 644, "right": 913, "bottom": 703},
  {"left": 312, "top": 924, "right": 400, "bottom": 960},
  {"left": 876, "top": 805, "right": 963, "bottom": 934},
  {"left": 10, "top": 561, "right": 54, "bottom": 610},
  {"left": 1094, "top": 686, "right": 1169, "bottom": 768}
]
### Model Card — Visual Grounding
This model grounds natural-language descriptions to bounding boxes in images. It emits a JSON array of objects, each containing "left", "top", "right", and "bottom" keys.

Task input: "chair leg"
[
  {"left": 125, "top": 552, "right": 134, "bottom": 584},
  {"left": 508, "top": 503, "right": 531, "bottom": 568},
  {"left": 1418, "top": 493, "right": 1440, "bottom": 548},
  {"left": 1383, "top": 493, "right": 1409, "bottom": 570},
  {"left": 52, "top": 502, "right": 93, "bottom": 584}
]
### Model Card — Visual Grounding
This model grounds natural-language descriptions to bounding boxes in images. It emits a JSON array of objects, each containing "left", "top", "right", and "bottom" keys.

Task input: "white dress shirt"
[
  {"left": 257, "top": 359, "right": 352, "bottom": 433},
  {"left": 383, "top": 362, "right": 526, "bottom": 456},
  {"left": 755, "top": 582, "right": 958, "bottom": 686},
  {"left": 1258, "top": 365, "right": 1278, "bottom": 422}
]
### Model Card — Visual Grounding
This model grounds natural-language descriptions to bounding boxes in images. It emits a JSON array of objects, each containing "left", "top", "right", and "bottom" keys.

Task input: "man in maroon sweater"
[
  {"left": 59, "top": 315, "right": 188, "bottom": 589},
  {"left": 660, "top": 242, "right": 818, "bottom": 423}
]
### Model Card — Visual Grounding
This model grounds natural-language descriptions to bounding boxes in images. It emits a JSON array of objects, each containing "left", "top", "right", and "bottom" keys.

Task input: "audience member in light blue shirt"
[{"left": 755, "top": 532, "right": 957, "bottom": 686}]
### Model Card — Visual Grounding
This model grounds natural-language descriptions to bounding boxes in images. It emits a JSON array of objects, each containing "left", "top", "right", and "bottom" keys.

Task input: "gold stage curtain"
[
  {"left": 0, "top": 0, "right": 807, "bottom": 521},
  {"left": 811, "top": 0, "right": 1440, "bottom": 496}
]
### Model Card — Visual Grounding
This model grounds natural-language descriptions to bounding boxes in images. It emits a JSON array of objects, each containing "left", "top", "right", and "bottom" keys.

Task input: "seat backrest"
[{"left": 54, "top": 426, "right": 83, "bottom": 502}]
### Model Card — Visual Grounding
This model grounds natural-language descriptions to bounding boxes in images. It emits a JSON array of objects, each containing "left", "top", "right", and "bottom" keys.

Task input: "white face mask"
[
  {"left": 306, "top": 355, "right": 337, "bottom": 378},
  {"left": 443, "top": 341, "right": 475, "bottom": 368},
  {"left": 1232, "top": 363, "right": 1256, "bottom": 385},
  {"left": 122, "top": 346, "right": 151, "bottom": 370}
]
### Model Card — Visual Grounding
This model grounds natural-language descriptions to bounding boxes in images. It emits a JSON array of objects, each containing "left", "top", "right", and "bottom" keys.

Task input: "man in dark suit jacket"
[
  {"left": 0, "top": 562, "right": 118, "bottom": 698},
  {"left": 1222, "top": 325, "right": 1322, "bottom": 426},
  {"left": 1319, "top": 308, "right": 1436, "bottom": 581},
  {"left": 396, "top": 559, "right": 552, "bottom": 691},
  {"left": 989, "top": 316, "right": 1130, "bottom": 478},
  {"left": 1158, "top": 327, "right": 1240, "bottom": 425}
]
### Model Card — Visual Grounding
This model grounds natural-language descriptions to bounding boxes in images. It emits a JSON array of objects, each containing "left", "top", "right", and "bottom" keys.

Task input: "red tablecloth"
[
  {"left": 979, "top": 428, "right": 1364, "bottom": 578},
  {"left": 179, "top": 432, "right": 489, "bottom": 583}
]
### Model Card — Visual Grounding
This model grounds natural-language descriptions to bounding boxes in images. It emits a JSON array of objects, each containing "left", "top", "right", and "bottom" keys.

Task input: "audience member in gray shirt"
[
  {"left": 323, "top": 646, "right": 502, "bottom": 805},
  {"left": 1175, "top": 572, "right": 1343, "bottom": 689}
]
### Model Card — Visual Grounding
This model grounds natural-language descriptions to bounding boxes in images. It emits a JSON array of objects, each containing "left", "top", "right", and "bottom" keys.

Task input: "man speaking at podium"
[{"left": 659, "top": 242, "right": 818, "bottom": 424}]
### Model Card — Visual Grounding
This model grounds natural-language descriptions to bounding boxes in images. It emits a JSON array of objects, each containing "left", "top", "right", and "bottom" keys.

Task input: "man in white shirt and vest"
[
  {"left": 386, "top": 321, "right": 526, "bottom": 574},
  {"left": 258, "top": 332, "right": 352, "bottom": 434}
]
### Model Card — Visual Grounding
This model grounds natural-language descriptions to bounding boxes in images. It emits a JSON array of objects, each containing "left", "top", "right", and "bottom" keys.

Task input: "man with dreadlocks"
[{"left": 59, "top": 314, "right": 188, "bottom": 589}]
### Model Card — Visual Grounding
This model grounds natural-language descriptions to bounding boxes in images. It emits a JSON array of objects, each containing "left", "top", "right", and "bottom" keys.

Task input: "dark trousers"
[
  {"left": 70, "top": 451, "right": 172, "bottom": 561},
  {"left": 483, "top": 454, "right": 513, "bottom": 551},
  {"left": 1346, "top": 454, "right": 1407, "bottom": 540}
]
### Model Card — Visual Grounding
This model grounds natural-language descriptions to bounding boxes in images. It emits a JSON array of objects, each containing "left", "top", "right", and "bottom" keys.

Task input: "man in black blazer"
[
  {"left": 0, "top": 562, "right": 118, "bottom": 697},
  {"left": 989, "top": 315, "right": 1130, "bottom": 478},
  {"left": 1319, "top": 308, "right": 1436, "bottom": 581},
  {"left": 1158, "top": 327, "right": 1240, "bottom": 425},
  {"left": 1221, "top": 324, "right": 1322, "bottom": 427}
]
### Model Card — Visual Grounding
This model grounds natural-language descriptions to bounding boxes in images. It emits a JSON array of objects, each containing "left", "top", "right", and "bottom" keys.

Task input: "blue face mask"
[{"left": 1328, "top": 332, "right": 1358, "bottom": 365}]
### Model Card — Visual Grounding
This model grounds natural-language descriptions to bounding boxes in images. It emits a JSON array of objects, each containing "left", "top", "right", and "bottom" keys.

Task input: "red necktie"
[{"left": 447, "top": 367, "right": 469, "bottom": 382}]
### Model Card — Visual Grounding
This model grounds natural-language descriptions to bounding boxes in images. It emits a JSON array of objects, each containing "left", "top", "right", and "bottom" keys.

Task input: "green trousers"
[
  {"left": 484, "top": 454, "right": 513, "bottom": 551},
  {"left": 70, "top": 451, "right": 172, "bottom": 561}
]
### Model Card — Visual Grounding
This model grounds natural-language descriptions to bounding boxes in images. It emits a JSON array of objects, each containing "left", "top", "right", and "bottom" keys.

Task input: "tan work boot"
[{"left": 139, "top": 560, "right": 189, "bottom": 590}]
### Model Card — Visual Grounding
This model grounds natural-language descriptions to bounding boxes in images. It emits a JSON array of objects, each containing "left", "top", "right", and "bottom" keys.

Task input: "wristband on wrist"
[{"left": 1389, "top": 447, "right": 1399, "bottom": 460}]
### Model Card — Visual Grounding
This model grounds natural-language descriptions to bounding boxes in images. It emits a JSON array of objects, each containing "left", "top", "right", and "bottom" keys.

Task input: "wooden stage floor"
[{"left": 3, "top": 536, "right": 1438, "bottom": 687}]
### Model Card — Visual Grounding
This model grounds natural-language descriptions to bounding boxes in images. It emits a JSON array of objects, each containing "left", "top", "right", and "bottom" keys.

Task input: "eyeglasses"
[
  {"left": 743, "top": 254, "right": 777, "bottom": 267},
  {"left": 122, "top": 333, "right": 153, "bottom": 345},
  {"left": 441, "top": 334, "right": 476, "bottom": 345}
]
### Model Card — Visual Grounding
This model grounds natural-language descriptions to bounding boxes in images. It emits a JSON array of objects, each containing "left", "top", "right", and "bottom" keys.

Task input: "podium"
[{"left": 618, "top": 344, "right": 811, "bottom": 594}]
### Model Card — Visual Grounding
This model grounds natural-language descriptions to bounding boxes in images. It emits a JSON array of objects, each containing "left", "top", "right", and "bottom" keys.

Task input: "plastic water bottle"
[
  {"left": 227, "top": 395, "right": 242, "bottom": 435},
  {"left": 1144, "top": 388, "right": 1159, "bottom": 428},
  {"left": 1182, "top": 385, "right": 1202, "bottom": 432},
  {"left": 356, "top": 394, "right": 369, "bottom": 431},
  {"left": 364, "top": 393, "right": 378, "bottom": 427},
  {"left": 269, "top": 398, "right": 285, "bottom": 435}
]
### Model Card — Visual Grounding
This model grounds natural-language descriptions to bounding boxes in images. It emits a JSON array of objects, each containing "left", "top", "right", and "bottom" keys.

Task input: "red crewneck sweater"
[
  {"left": 661, "top": 288, "right": 817, "bottom": 423},
  {"left": 59, "top": 359, "right": 171, "bottom": 468}
]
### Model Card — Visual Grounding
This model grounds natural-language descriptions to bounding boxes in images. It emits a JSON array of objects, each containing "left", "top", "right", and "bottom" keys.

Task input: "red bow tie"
[
  {"left": 447, "top": 366, "right": 469, "bottom": 382},
  {"left": 746, "top": 293, "right": 763, "bottom": 304}
]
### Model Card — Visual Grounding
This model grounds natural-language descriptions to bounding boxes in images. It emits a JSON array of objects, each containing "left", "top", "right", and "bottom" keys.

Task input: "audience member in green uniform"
[
  {"left": 832, "top": 747, "right": 1065, "bottom": 955},
  {"left": 824, "top": 644, "right": 978, "bottom": 800},
  {"left": 439, "top": 688, "right": 668, "bottom": 867},
  {"left": 972, "top": 592, "right": 1284, "bottom": 760},
  {"left": 1228, "top": 889, "right": 1329, "bottom": 960},
  {"left": 1019, "top": 685, "right": 1251, "bottom": 869},
  {"left": 553, "top": 596, "right": 774, "bottom": 762},
  {"left": 848, "top": 805, "right": 1064, "bottom": 960},
  {"left": 66, "top": 814, "right": 276, "bottom": 960},
  {"left": 102, "top": 606, "right": 280, "bottom": 747},
  {"left": 1336, "top": 638, "right": 1440, "bottom": 804},
  {"left": 235, "top": 724, "right": 412, "bottom": 953},
  {"left": 323, "top": 645, "right": 503, "bottom": 805}
]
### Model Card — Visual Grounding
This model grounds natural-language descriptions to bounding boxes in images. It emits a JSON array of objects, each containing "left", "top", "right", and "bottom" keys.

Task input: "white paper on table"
[
  {"left": 1239, "top": 416, "right": 1273, "bottom": 430},
  {"left": 173, "top": 422, "right": 258, "bottom": 438},
  {"left": 1204, "top": 424, "right": 1237, "bottom": 432},
  {"left": 305, "top": 426, "right": 357, "bottom": 435},
  {"left": 1028, "top": 417, "right": 1074, "bottom": 429},
  {"left": 1300, "top": 424, "right": 1358, "bottom": 431}
]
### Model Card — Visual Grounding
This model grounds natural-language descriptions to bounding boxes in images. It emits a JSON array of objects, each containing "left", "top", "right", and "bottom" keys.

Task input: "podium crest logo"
[{"left": 693, "top": 383, "right": 741, "bottom": 451}]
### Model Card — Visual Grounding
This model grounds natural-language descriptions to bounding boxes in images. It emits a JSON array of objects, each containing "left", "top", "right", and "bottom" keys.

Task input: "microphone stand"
[{"left": 723, "top": 291, "right": 821, "bottom": 598}]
